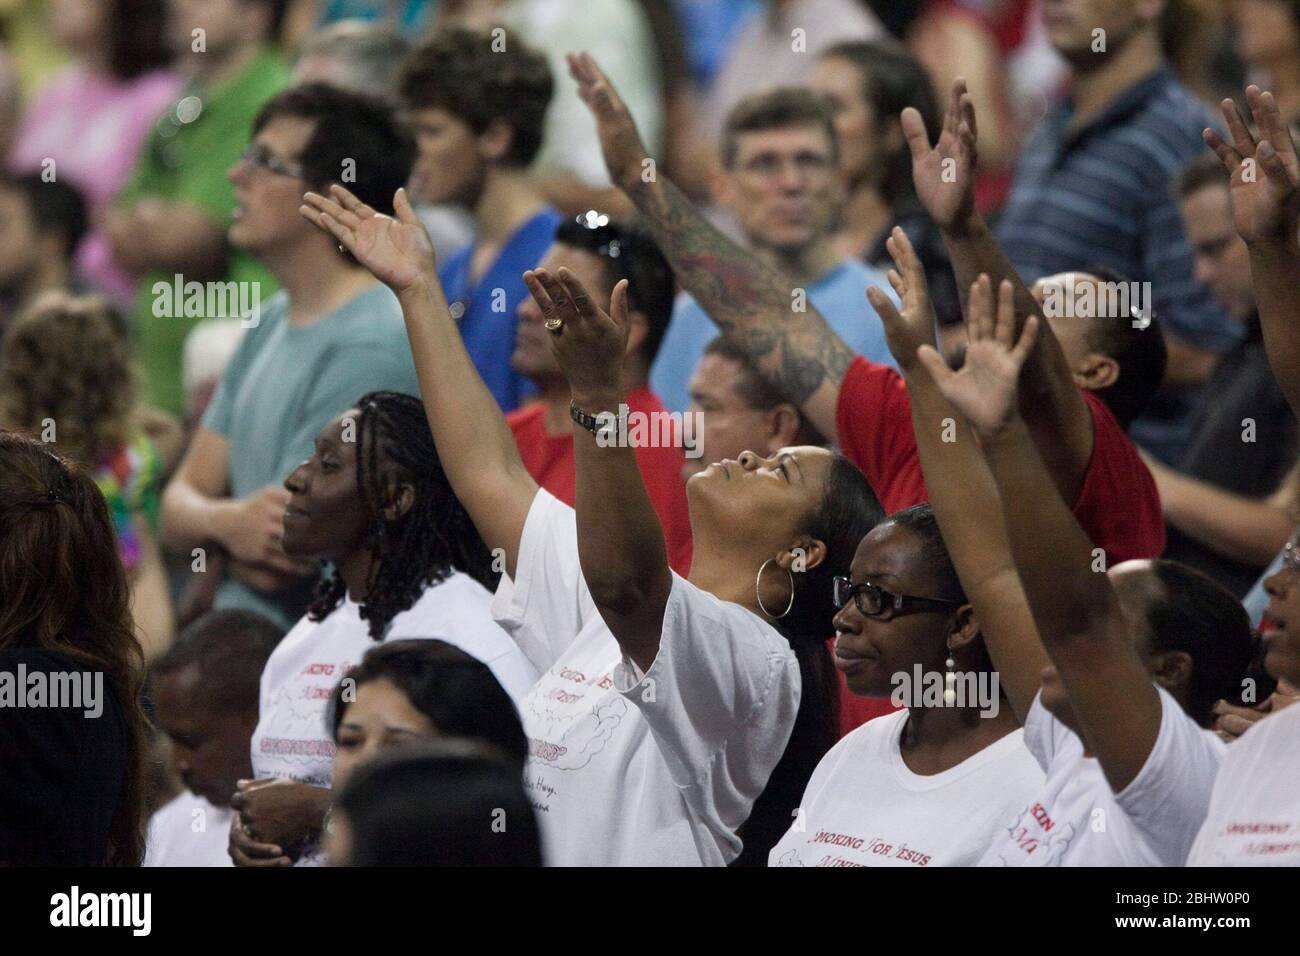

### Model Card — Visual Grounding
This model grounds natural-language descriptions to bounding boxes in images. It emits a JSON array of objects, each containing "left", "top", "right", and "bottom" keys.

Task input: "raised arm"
[
  {"left": 300, "top": 186, "right": 537, "bottom": 577},
  {"left": 869, "top": 230, "right": 1046, "bottom": 722},
  {"left": 522, "top": 268, "right": 672, "bottom": 672},
  {"left": 920, "top": 279, "right": 1161, "bottom": 792},
  {"left": 567, "top": 52, "right": 852, "bottom": 440},
  {"left": 905, "top": 79, "right": 1093, "bottom": 505},
  {"left": 1205, "top": 87, "right": 1300, "bottom": 418}
]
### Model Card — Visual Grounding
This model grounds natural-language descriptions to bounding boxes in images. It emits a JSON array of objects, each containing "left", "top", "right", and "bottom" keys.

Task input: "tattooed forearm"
[{"left": 629, "top": 177, "right": 854, "bottom": 406}]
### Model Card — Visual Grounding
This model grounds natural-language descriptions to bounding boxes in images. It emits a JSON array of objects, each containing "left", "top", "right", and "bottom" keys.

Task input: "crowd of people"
[{"left": 1, "top": 0, "right": 1299, "bottom": 869}]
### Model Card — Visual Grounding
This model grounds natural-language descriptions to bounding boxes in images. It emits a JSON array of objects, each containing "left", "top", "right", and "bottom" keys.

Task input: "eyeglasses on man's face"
[
  {"left": 239, "top": 144, "right": 305, "bottom": 180},
  {"left": 832, "top": 576, "right": 962, "bottom": 621}
]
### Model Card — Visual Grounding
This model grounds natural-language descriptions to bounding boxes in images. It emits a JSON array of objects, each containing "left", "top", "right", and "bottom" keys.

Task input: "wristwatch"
[{"left": 570, "top": 400, "right": 620, "bottom": 437}]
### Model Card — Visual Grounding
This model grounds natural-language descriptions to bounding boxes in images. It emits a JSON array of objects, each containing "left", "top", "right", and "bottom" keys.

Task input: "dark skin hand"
[{"left": 227, "top": 778, "right": 330, "bottom": 866}]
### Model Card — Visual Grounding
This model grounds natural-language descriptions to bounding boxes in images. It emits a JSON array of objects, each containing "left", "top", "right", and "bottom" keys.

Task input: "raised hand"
[
  {"left": 903, "top": 78, "right": 978, "bottom": 231},
  {"left": 868, "top": 226, "right": 938, "bottom": 371},
  {"left": 523, "top": 267, "right": 629, "bottom": 403},
  {"left": 567, "top": 52, "right": 653, "bottom": 194},
  {"left": 1204, "top": 87, "right": 1300, "bottom": 246},
  {"left": 916, "top": 275, "right": 1038, "bottom": 438},
  {"left": 300, "top": 185, "right": 435, "bottom": 295}
]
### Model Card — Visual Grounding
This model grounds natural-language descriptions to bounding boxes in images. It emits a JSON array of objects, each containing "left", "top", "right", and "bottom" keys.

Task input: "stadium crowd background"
[{"left": 0, "top": 0, "right": 1299, "bottom": 868}]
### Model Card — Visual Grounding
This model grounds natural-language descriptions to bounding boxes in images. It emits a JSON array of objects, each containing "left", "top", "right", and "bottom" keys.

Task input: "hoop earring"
[{"left": 756, "top": 557, "right": 795, "bottom": 620}]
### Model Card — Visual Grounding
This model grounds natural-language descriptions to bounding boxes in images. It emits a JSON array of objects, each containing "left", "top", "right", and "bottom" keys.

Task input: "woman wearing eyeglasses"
[
  {"left": 768, "top": 500, "right": 1044, "bottom": 867},
  {"left": 301, "top": 183, "right": 883, "bottom": 867}
]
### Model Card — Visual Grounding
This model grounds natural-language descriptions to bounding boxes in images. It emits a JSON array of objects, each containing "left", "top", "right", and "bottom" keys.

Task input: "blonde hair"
[{"left": 0, "top": 292, "right": 135, "bottom": 466}]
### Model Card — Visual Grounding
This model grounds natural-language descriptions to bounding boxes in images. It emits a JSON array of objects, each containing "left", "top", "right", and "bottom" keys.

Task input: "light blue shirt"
[
  {"left": 649, "top": 259, "right": 899, "bottom": 414},
  {"left": 203, "top": 284, "right": 421, "bottom": 628}
]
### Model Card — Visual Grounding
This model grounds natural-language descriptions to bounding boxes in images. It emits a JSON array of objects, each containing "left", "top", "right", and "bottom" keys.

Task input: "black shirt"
[
  {"left": 1163, "top": 317, "right": 1298, "bottom": 596},
  {"left": 0, "top": 647, "right": 129, "bottom": 865}
]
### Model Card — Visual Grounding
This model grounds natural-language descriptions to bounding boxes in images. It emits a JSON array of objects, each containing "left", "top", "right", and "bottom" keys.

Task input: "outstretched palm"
[
  {"left": 300, "top": 185, "right": 435, "bottom": 294},
  {"left": 1206, "top": 87, "right": 1300, "bottom": 245},
  {"left": 869, "top": 226, "right": 937, "bottom": 369},
  {"left": 917, "top": 276, "right": 1038, "bottom": 438},
  {"left": 568, "top": 52, "right": 652, "bottom": 193},
  {"left": 904, "top": 78, "right": 978, "bottom": 229}
]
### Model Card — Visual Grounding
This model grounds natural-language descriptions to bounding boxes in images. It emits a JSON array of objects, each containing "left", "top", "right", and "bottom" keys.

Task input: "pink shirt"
[{"left": 9, "top": 66, "right": 184, "bottom": 306}]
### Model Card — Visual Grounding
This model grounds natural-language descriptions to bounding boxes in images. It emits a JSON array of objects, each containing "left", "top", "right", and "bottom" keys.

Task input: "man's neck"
[
  {"left": 187, "top": 41, "right": 262, "bottom": 90},
  {"left": 1068, "top": 32, "right": 1163, "bottom": 128},
  {"left": 753, "top": 234, "right": 841, "bottom": 287},
  {"left": 268, "top": 238, "right": 377, "bottom": 326},
  {"left": 835, "top": 184, "right": 892, "bottom": 260},
  {"left": 473, "top": 169, "right": 546, "bottom": 246}
]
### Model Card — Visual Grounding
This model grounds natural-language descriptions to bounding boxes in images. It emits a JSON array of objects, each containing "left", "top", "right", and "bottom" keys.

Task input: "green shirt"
[
  {"left": 202, "top": 284, "right": 422, "bottom": 628},
  {"left": 121, "top": 48, "right": 289, "bottom": 417}
]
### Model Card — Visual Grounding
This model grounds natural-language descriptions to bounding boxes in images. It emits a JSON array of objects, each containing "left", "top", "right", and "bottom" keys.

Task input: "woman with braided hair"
[{"left": 227, "top": 391, "right": 536, "bottom": 867}]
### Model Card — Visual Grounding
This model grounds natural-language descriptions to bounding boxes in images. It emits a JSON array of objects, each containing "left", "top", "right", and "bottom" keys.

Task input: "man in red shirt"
[
  {"left": 507, "top": 214, "right": 693, "bottom": 573},
  {"left": 569, "top": 54, "right": 1166, "bottom": 565}
]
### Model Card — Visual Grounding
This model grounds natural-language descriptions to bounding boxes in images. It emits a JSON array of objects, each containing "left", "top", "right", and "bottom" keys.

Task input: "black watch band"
[{"left": 570, "top": 400, "right": 620, "bottom": 436}]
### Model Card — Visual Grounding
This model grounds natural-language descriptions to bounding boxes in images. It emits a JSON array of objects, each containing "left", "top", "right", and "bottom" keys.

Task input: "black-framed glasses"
[
  {"left": 832, "top": 576, "right": 962, "bottom": 620},
  {"left": 239, "top": 144, "right": 305, "bottom": 180}
]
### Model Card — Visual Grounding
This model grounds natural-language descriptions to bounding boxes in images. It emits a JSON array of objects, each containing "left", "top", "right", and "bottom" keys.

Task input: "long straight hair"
[{"left": 0, "top": 433, "right": 148, "bottom": 864}]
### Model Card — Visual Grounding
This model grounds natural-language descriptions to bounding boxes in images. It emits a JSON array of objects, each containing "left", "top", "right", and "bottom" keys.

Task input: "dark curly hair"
[{"left": 307, "top": 392, "right": 496, "bottom": 640}]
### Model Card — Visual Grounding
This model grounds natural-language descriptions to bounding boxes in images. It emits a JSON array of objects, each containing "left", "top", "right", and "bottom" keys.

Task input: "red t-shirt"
[
  {"left": 835, "top": 357, "right": 1165, "bottom": 563},
  {"left": 507, "top": 386, "right": 694, "bottom": 574}
]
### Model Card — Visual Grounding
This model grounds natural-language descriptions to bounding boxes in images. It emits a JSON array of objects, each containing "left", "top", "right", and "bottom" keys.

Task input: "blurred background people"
[
  {"left": 1141, "top": 151, "right": 1298, "bottom": 597},
  {"left": 650, "top": 87, "right": 899, "bottom": 414},
  {"left": 8, "top": 0, "right": 179, "bottom": 309},
  {"left": 107, "top": 0, "right": 290, "bottom": 419},
  {"left": 400, "top": 26, "right": 557, "bottom": 413},
  {"left": 0, "top": 171, "right": 85, "bottom": 330},
  {"left": 0, "top": 293, "right": 175, "bottom": 660}
]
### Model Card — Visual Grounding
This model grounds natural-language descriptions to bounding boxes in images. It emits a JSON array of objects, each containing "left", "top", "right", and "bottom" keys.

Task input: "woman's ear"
[
  {"left": 383, "top": 484, "right": 416, "bottom": 522},
  {"left": 777, "top": 537, "right": 827, "bottom": 575},
  {"left": 946, "top": 603, "right": 981, "bottom": 656}
]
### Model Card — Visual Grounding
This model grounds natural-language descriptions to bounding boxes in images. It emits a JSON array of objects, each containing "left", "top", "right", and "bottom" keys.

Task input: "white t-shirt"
[
  {"left": 979, "top": 688, "right": 1224, "bottom": 867},
  {"left": 768, "top": 709, "right": 1043, "bottom": 867},
  {"left": 1188, "top": 704, "right": 1300, "bottom": 865},
  {"left": 252, "top": 572, "right": 537, "bottom": 788},
  {"left": 491, "top": 490, "right": 801, "bottom": 866},
  {"left": 143, "top": 791, "right": 233, "bottom": 867}
]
